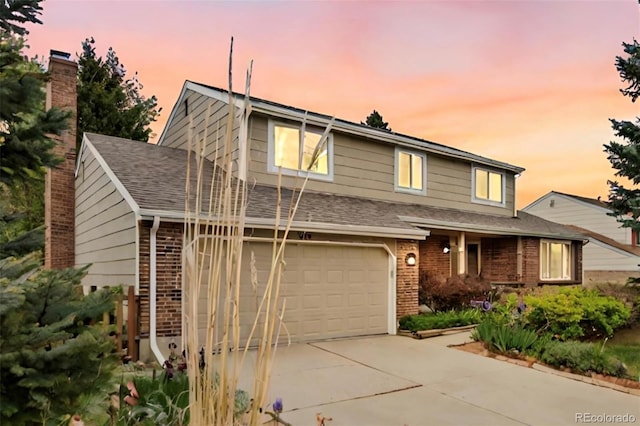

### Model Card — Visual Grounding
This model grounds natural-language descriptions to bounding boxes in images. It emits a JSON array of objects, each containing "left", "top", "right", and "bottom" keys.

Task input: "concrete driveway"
[{"left": 241, "top": 333, "right": 639, "bottom": 426}]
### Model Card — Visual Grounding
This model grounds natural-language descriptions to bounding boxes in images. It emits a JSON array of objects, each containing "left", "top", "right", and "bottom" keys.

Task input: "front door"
[{"left": 467, "top": 243, "right": 479, "bottom": 276}]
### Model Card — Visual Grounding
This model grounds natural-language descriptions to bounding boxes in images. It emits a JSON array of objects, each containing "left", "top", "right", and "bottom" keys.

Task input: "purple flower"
[
  {"left": 273, "top": 397, "right": 283, "bottom": 414},
  {"left": 517, "top": 302, "right": 527, "bottom": 314},
  {"left": 482, "top": 301, "right": 492, "bottom": 312}
]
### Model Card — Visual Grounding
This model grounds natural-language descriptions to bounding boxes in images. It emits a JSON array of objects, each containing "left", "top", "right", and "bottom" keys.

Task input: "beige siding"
[
  {"left": 75, "top": 146, "right": 136, "bottom": 287},
  {"left": 248, "top": 115, "right": 515, "bottom": 216},
  {"left": 161, "top": 90, "right": 241, "bottom": 170},
  {"left": 524, "top": 194, "right": 629, "bottom": 243}
]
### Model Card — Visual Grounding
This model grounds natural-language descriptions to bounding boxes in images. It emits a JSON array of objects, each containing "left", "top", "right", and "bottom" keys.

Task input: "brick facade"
[
  {"left": 520, "top": 237, "right": 540, "bottom": 286},
  {"left": 479, "top": 237, "right": 518, "bottom": 282},
  {"left": 139, "top": 221, "right": 184, "bottom": 338},
  {"left": 396, "top": 239, "right": 419, "bottom": 318},
  {"left": 45, "top": 54, "right": 77, "bottom": 269},
  {"left": 418, "top": 236, "right": 451, "bottom": 277}
]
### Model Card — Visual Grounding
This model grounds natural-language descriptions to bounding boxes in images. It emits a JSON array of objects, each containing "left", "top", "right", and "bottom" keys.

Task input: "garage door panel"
[
  {"left": 197, "top": 242, "right": 389, "bottom": 345},
  {"left": 327, "top": 294, "right": 344, "bottom": 308},
  {"left": 327, "top": 270, "right": 343, "bottom": 283}
]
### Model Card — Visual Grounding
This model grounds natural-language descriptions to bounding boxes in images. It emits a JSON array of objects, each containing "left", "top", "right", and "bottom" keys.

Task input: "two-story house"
[
  {"left": 523, "top": 191, "right": 640, "bottom": 285},
  {"left": 46, "top": 53, "right": 584, "bottom": 362}
]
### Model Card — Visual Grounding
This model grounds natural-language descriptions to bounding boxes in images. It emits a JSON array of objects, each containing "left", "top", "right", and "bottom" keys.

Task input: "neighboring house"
[
  {"left": 523, "top": 191, "right": 640, "bottom": 285},
  {"left": 45, "top": 51, "right": 584, "bottom": 362}
]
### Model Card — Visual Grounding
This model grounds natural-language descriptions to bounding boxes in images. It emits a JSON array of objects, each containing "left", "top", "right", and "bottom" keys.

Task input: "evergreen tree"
[
  {"left": 0, "top": 0, "right": 69, "bottom": 255},
  {"left": 0, "top": 256, "right": 117, "bottom": 424},
  {"left": 604, "top": 39, "right": 640, "bottom": 230},
  {"left": 362, "top": 109, "right": 391, "bottom": 131},
  {"left": 0, "top": 4, "right": 118, "bottom": 423},
  {"left": 0, "top": 0, "right": 42, "bottom": 35},
  {"left": 77, "top": 37, "right": 160, "bottom": 148}
]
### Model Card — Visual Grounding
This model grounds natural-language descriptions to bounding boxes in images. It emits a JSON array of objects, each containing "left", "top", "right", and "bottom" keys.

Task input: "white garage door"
[{"left": 197, "top": 242, "right": 390, "bottom": 346}]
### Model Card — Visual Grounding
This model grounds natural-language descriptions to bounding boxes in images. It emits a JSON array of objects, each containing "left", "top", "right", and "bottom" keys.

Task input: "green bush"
[
  {"left": 399, "top": 309, "right": 482, "bottom": 332},
  {"left": 524, "top": 287, "right": 631, "bottom": 340},
  {"left": 471, "top": 318, "right": 538, "bottom": 354},
  {"left": 538, "top": 340, "right": 627, "bottom": 377}
]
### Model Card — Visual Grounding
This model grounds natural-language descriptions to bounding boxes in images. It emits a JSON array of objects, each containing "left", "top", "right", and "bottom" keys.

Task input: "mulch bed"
[{"left": 450, "top": 341, "right": 640, "bottom": 396}]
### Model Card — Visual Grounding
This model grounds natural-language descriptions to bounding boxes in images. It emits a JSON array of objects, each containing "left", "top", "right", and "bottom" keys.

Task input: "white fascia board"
[
  {"left": 82, "top": 135, "right": 140, "bottom": 216},
  {"left": 138, "top": 209, "right": 428, "bottom": 239},
  {"left": 74, "top": 136, "right": 87, "bottom": 177},
  {"left": 399, "top": 215, "right": 583, "bottom": 241},
  {"left": 156, "top": 82, "right": 192, "bottom": 146}
]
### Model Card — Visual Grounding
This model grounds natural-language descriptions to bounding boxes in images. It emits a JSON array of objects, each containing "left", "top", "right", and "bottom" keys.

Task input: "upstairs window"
[
  {"left": 268, "top": 121, "right": 333, "bottom": 180},
  {"left": 395, "top": 149, "right": 426, "bottom": 194},
  {"left": 473, "top": 167, "right": 504, "bottom": 205},
  {"left": 540, "top": 240, "right": 572, "bottom": 281}
]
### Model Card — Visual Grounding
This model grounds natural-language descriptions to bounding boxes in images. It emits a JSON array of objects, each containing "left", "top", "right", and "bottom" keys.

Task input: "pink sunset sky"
[{"left": 25, "top": 0, "right": 639, "bottom": 208}]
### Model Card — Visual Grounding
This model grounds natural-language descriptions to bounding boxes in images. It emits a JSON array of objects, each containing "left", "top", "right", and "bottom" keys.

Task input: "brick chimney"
[{"left": 44, "top": 50, "right": 77, "bottom": 269}]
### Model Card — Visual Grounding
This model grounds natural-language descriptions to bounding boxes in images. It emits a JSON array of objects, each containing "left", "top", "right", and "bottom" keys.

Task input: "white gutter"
[
  {"left": 398, "top": 215, "right": 584, "bottom": 240},
  {"left": 139, "top": 209, "right": 429, "bottom": 240},
  {"left": 149, "top": 216, "right": 165, "bottom": 364},
  {"left": 244, "top": 236, "right": 398, "bottom": 334}
]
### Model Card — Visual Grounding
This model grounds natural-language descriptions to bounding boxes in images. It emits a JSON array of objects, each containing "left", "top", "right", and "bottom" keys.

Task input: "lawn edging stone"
[{"left": 398, "top": 324, "right": 478, "bottom": 339}]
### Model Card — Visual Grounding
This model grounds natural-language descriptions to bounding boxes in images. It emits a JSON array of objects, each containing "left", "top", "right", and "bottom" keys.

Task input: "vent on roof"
[{"left": 550, "top": 199, "right": 555, "bottom": 208}]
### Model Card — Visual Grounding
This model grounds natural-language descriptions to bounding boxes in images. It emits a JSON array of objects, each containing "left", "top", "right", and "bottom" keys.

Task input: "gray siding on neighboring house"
[
  {"left": 75, "top": 145, "right": 136, "bottom": 286},
  {"left": 584, "top": 240, "right": 640, "bottom": 271},
  {"left": 161, "top": 90, "right": 241, "bottom": 170},
  {"left": 247, "top": 115, "right": 516, "bottom": 216},
  {"left": 524, "top": 194, "right": 629, "bottom": 244}
]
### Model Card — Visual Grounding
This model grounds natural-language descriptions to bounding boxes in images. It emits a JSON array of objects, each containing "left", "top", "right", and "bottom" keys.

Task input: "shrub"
[
  {"left": 594, "top": 283, "right": 640, "bottom": 325},
  {"left": 524, "top": 287, "right": 631, "bottom": 340},
  {"left": 419, "top": 271, "right": 491, "bottom": 312},
  {"left": 488, "top": 293, "right": 528, "bottom": 326},
  {"left": 398, "top": 309, "right": 482, "bottom": 332},
  {"left": 0, "top": 260, "right": 117, "bottom": 425},
  {"left": 538, "top": 340, "right": 627, "bottom": 377},
  {"left": 116, "top": 370, "right": 190, "bottom": 425},
  {"left": 471, "top": 318, "right": 538, "bottom": 354}
]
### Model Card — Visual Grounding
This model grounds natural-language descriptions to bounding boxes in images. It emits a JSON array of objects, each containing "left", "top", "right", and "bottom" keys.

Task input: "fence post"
[
  {"left": 127, "top": 286, "right": 138, "bottom": 361},
  {"left": 115, "top": 293, "right": 123, "bottom": 353}
]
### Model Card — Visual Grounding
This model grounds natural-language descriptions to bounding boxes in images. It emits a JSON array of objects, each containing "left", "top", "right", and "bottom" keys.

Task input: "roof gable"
[
  {"left": 158, "top": 81, "right": 525, "bottom": 175},
  {"left": 523, "top": 191, "right": 610, "bottom": 213}
]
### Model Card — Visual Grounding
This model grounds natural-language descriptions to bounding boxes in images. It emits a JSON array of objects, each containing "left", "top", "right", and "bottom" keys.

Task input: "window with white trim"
[
  {"left": 540, "top": 240, "right": 572, "bottom": 280},
  {"left": 395, "top": 148, "right": 426, "bottom": 194},
  {"left": 268, "top": 121, "right": 333, "bottom": 180},
  {"left": 473, "top": 167, "right": 504, "bottom": 204}
]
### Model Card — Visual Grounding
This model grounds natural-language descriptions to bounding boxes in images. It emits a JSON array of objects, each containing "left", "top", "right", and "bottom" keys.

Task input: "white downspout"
[{"left": 149, "top": 216, "right": 165, "bottom": 364}]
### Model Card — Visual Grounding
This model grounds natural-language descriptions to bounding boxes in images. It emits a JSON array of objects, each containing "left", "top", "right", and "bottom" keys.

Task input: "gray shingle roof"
[
  {"left": 85, "top": 133, "right": 582, "bottom": 240},
  {"left": 564, "top": 225, "right": 640, "bottom": 256}
]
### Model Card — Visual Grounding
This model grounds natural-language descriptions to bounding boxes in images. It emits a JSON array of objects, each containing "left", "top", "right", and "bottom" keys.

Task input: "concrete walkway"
[{"left": 246, "top": 333, "right": 639, "bottom": 426}]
